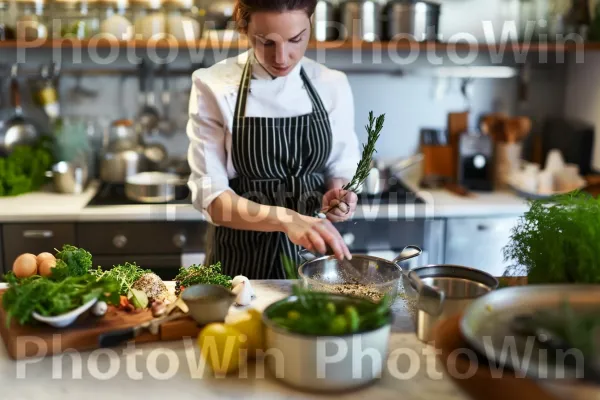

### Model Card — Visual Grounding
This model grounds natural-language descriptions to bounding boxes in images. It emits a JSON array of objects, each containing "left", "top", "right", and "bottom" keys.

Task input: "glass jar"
[
  {"left": 15, "top": 0, "right": 48, "bottom": 40},
  {"left": 98, "top": 0, "right": 133, "bottom": 39},
  {"left": 52, "top": 0, "right": 100, "bottom": 39},
  {"left": 163, "top": 0, "right": 200, "bottom": 40},
  {"left": 0, "top": 0, "right": 16, "bottom": 40},
  {"left": 132, "top": 0, "right": 165, "bottom": 39}
]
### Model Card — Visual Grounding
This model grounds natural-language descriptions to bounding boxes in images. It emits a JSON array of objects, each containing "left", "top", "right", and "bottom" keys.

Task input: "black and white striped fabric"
[{"left": 206, "top": 57, "right": 333, "bottom": 279}]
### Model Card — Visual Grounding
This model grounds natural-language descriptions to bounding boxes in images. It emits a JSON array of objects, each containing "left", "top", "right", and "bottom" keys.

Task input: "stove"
[{"left": 86, "top": 183, "right": 193, "bottom": 207}]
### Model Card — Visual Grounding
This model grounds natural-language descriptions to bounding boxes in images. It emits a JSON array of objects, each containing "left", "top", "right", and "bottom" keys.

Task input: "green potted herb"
[{"left": 503, "top": 191, "right": 600, "bottom": 284}]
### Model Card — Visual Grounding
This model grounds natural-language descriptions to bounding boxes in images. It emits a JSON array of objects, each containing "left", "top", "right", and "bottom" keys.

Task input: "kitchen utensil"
[
  {"left": 339, "top": 0, "right": 382, "bottom": 42},
  {"left": 158, "top": 64, "right": 175, "bottom": 137},
  {"left": 460, "top": 285, "right": 600, "bottom": 399},
  {"left": 403, "top": 264, "right": 498, "bottom": 342},
  {"left": 312, "top": 0, "right": 337, "bottom": 41},
  {"left": 262, "top": 294, "right": 392, "bottom": 392},
  {"left": 181, "top": 284, "right": 236, "bottom": 325},
  {"left": 106, "top": 119, "right": 138, "bottom": 151},
  {"left": 99, "top": 147, "right": 150, "bottom": 184},
  {"left": 384, "top": 0, "right": 441, "bottom": 41},
  {"left": 46, "top": 161, "right": 89, "bottom": 194},
  {"left": 98, "top": 298, "right": 189, "bottom": 348},
  {"left": 0, "top": 64, "right": 39, "bottom": 156},
  {"left": 137, "top": 60, "right": 160, "bottom": 134},
  {"left": 143, "top": 142, "right": 168, "bottom": 169},
  {"left": 125, "top": 171, "right": 187, "bottom": 203},
  {"left": 298, "top": 245, "right": 422, "bottom": 303},
  {"left": 32, "top": 298, "right": 98, "bottom": 329}
]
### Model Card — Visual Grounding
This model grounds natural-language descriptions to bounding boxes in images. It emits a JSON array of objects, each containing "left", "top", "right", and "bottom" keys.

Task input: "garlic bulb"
[
  {"left": 245, "top": 280, "right": 256, "bottom": 298},
  {"left": 91, "top": 301, "right": 108, "bottom": 317},
  {"left": 235, "top": 283, "right": 253, "bottom": 306},
  {"left": 232, "top": 281, "right": 246, "bottom": 295},
  {"left": 232, "top": 275, "right": 249, "bottom": 287}
]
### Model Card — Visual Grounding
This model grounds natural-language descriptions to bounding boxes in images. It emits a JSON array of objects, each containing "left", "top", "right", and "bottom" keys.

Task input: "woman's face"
[{"left": 247, "top": 10, "right": 311, "bottom": 78}]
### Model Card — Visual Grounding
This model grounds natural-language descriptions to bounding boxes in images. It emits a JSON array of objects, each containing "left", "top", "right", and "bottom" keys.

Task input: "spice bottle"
[
  {"left": 0, "top": 0, "right": 16, "bottom": 40},
  {"left": 163, "top": 0, "right": 200, "bottom": 41},
  {"left": 52, "top": 0, "right": 100, "bottom": 39}
]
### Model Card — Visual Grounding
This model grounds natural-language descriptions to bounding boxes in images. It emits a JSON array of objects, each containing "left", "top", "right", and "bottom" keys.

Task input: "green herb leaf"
[{"left": 174, "top": 262, "right": 232, "bottom": 293}]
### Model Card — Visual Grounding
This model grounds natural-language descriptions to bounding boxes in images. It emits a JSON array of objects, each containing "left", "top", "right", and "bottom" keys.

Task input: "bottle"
[{"left": 0, "top": 0, "right": 16, "bottom": 40}]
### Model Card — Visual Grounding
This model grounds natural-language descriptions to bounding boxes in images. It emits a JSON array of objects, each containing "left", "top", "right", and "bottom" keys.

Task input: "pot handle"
[
  {"left": 298, "top": 249, "right": 318, "bottom": 262},
  {"left": 392, "top": 245, "right": 422, "bottom": 266},
  {"left": 407, "top": 270, "right": 445, "bottom": 316}
]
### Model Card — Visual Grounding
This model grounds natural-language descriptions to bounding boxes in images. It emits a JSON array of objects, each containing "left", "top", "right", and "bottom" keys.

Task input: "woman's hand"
[
  {"left": 282, "top": 213, "right": 352, "bottom": 260},
  {"left": 321, "top": 188, "right": 358, "bottom": 223}
]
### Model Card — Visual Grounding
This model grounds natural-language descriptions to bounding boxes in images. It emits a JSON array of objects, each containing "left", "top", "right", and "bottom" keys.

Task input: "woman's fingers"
[
  {"left": 313, "top": 221, "right": 349, "bottom": 260},
  {"left": 307, "top": 230, "right": 327, "bottom": 255}
]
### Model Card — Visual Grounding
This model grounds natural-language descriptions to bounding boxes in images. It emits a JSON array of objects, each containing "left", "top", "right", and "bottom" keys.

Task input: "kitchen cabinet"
[
  {"left": 443, "top": 216, "right": 520, "bottom": 277},
  {"left": 2, "top": 223, "right": 76, "bottom": 272}
]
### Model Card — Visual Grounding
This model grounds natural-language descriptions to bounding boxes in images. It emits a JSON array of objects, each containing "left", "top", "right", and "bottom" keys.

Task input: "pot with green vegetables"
[{"left": 262, "top": 285, "right": 393, "bottom": 392}]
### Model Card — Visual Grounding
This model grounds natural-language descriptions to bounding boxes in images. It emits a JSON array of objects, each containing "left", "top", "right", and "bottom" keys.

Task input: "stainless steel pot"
[
  {"left": 340, "top": 0, "right": 382, "bottom": 42},
  {"left": 262, "top": 294, "right": 392, "bottom": 392},
  {"left": 125, "top": 172, "right": 187, "bottom": 203},
  {"left": 402, "top": 264, "right": 498, "bottom": 343},
  {"left": 46, "top": 161, "right": 89, "bottom": 194},
  {"left": 312, "top": 0, "right": 338, "bottom": 41},
  {"left": 385, "top": 0, "right": 441, "bottom": 41},
  {"left": 298, "top": 245, "right": 423, "bottom": 303},
  {"left": 100, "top": 147, "right": 149, "bottom": 184}
]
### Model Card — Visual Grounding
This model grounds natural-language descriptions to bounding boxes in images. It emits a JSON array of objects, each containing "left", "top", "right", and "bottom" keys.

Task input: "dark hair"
[{"left": 234, "top": 0, "right": 317, "bottom": 32}]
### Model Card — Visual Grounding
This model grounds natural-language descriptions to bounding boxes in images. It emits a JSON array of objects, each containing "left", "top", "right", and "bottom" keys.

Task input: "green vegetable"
[
  {"left": 174, "top": 262, "right": 232, "bottom": 293},
  {"left": 2, "top": 272, "right": 120, "bottom": 326},
  {"left": 266, "top": 284, "right": 391, "bottom": 336},
  {"left": 128, "top": 288, "right": 149, "bottom": 309},
  {"left": 0, "top": 139, "right": 54, "bottom": 197},
  {"left": 52, "top": 245, "right": 93, "bottom": 279},
  {"left": 503, "top": 191, "right": 600, "bottom": 283},
  {"left": 90, "top": 262, "right": 151, "bottom": 296},
  {"left": 322, "top": 111, "right": 385, "bottom": 215},
  {"left": 281, "top": 253, "right": 299, "bottom": 280}
]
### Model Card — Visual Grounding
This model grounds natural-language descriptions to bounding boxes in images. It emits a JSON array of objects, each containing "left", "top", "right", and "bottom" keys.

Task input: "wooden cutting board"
[{"left": 0, "top": 291, "right": 202, "bottom": 360}]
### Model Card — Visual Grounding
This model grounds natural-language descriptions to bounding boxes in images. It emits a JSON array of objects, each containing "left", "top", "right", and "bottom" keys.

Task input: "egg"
[
  {"left": 38, "top": 259, "right": 57, "bottom": 277},
  {"left": 13, "top": 253, "right": 38, "bottom": 278},
  {"left": 36, "top": 252, "right": 55, "bottom": 266}
]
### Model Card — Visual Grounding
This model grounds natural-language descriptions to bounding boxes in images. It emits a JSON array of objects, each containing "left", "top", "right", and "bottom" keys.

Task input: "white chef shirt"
[{"left": 186, "top": 50, "right": 360, "bottom": 223}]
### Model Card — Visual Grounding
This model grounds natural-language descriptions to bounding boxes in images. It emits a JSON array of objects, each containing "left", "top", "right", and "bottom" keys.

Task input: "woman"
[{"left": 187, "top": 0, "right": 361, "bottom": 279}]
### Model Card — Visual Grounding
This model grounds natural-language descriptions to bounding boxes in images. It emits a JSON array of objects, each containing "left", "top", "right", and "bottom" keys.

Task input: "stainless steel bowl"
[
  {"left": 298, "top": 246, "right": 422, "bottom": 304},
  {"left": 262, "top": 294, "right": 392, "bottom": 392},
  {"left": 181, "top": 284, "right": 236, "bottom": 325},
  {"left": 402, "top": 264, "right": 498, "bottom": 342}
]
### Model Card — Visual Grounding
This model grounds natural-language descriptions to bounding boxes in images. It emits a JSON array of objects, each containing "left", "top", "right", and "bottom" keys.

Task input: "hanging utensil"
[
  {"left": 158, "top": 63, "right": 175, "bottom": 137},
  {"left": 0, "top": 64, "right": 39, "bottom": 156},
  {"left": 137, "top": 60, "right": 160, "bottom": 134}
]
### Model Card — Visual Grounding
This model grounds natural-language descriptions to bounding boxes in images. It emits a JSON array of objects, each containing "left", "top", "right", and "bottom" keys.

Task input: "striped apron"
[{"left": 206, "top": 57, "right": 333, "bottom": 279}]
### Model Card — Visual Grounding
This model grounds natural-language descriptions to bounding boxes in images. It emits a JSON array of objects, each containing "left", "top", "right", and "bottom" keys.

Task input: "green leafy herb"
[
  {"left": 174, "top": 262, "right": 232, "bottom": 294},
  {"left": 281, "top": 253, "right": 299, "bottom": 280},
  {"left": 90, "top": 262, "right": 151, "bottom": 296},
  {"left": 267, "top": 284, "right": 391, "bottom": 336},
  {"left": 322, "top": 111, "right": 385, "bottom": 215},
  {"left": 2, "top": 272, "right": 120, "bottom": 326},
  {"left": 503, "top": 191, "right": 600, "bottom": 283},
  {"left": 51, "top": 245, "right": 93, "bottom": 279},
  {"left": 0, "top": 138, "right": 54, "bottom": 197}
]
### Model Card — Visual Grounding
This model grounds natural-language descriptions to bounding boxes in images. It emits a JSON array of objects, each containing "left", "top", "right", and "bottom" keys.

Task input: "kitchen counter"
[
  {"left": 0, "top": 280, "right": 468, "bottom": 400},
  {"left": 0, "top": 181, "right": 529, "bottom": 223}
]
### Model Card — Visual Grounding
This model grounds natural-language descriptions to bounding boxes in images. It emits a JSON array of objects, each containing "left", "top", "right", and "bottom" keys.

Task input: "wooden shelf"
[{"left": 0, "top": 38, "right": 598, "bottom": 51}]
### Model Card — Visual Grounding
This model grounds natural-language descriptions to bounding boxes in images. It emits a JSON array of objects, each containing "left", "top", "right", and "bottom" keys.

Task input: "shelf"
[{"left": 0, "top": 38, "right": 598, "bottom": 52}]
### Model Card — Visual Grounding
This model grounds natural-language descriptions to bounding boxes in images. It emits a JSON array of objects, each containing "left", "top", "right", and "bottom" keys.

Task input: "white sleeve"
[
  {"left": 186, "top": 72, "right": 232, "bottom": 224},
  {"left": 325, "top": 73, "right": 361, "bottom": 183}
]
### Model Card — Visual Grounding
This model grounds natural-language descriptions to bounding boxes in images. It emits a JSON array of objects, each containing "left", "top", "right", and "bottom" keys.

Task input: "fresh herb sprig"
[
  {"left": 2, "top": 272, "right": 120, "bottom": 326},
  {"left": 90, "top": 262, "right": 151, "bottom": 296},
  {"left": 323, "top": 111, "right": 385, "bottom": 215},
  {"left": 174, "top": 262, "right": 232, "bottom": 294},
  {"left": 503, "top": 191, "right": 600, "bottom": 283},
  {"left": 281, "top": 253, "right": 299, "bottom": 280},
  {"left": 51, "top": 245, "right": 93, "bottom": 279}
]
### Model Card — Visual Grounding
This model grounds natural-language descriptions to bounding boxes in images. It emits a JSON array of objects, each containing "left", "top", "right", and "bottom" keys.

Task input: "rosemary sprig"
[
  {"left": 281, "top": 253, "right": 299, "bottom": 280},
  {"left": 322, "top": 111, "right": 385, "bottom": 215}
]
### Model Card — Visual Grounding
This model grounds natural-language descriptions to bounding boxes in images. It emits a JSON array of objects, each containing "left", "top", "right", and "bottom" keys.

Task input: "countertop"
[
  {"left": 0, "top": 280, "right": 469, "bottom": 400},
  {"left": 0, "top": 180, "right": 529, "bottom": 223}
]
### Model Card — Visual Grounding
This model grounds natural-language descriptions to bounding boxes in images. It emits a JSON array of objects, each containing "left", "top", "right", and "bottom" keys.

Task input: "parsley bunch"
[
  {"left": 51, "top": 245, "right": 93, "bottom": 279},
  {"left": 0, "top": 139, "right": 54, "bottom": 197}
]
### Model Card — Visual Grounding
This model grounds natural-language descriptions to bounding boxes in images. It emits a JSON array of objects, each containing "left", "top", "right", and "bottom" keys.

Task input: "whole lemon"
[
  {"left": 226, "top": 308, "right": 265, "bottom": 357},
  {"left": 198, "top": 323, "right": 245, "bottom": 375}
]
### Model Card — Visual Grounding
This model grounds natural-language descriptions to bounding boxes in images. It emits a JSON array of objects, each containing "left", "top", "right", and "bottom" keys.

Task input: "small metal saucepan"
[
  {"left": 402, "top": 264, "right": 499, "bottom": 343},
  {"left": 125, "top": 171, "right": 188, "bottom": 203}
]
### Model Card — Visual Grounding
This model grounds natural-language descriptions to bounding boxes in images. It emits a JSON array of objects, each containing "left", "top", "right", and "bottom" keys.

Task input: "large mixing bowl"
[{"left": 297, "top": 246, "right": 422, "bottom": 304}]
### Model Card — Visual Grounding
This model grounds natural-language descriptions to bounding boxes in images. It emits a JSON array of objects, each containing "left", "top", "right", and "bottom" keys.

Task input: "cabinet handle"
[
  {"left": 173, "top": 233, "right": 187, "bottom": 248},
  {"left": 23, "top": 230, "right": 54, "bottom": 239},
  {"left": 113, "top": 234, "right": 128, "bottom": 249}
]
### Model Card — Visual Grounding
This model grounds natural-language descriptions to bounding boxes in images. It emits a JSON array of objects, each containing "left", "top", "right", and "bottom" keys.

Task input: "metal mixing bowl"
[{"left": 297, "top": 246, "right": 422, "bottom": 304}]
